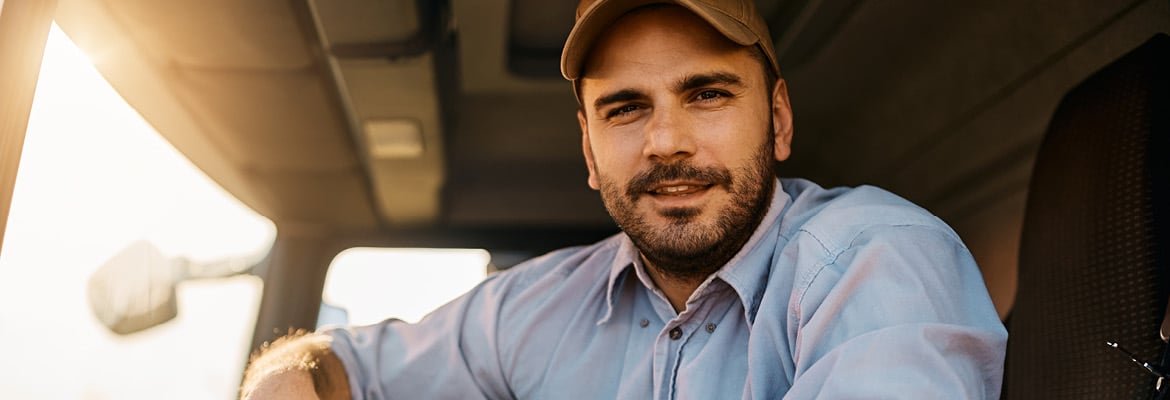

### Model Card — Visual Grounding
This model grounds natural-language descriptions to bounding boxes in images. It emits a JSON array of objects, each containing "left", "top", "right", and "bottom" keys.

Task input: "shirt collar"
[
  {"left": 596, "top": 236, "right": 640, "bottom": 325},
  {"left": 717, "top": 179, "right": 792, "bottom": 326},
  {"left": 597, "top": 178, "right": 793, "bottom": 326}
]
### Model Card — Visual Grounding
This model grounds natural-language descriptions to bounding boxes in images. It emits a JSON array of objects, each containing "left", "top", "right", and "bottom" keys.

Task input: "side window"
[
  {"left": 319, "top": 248, "right": 490, "bottom": 327},
  {"left": 0, "top": 25, "right": 274, "bottom": 399}
]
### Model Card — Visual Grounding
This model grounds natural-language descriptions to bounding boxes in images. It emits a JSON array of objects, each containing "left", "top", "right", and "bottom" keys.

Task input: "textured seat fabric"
[{"left": 1004, "top": 34, "right": 1170, "bottom": 399}]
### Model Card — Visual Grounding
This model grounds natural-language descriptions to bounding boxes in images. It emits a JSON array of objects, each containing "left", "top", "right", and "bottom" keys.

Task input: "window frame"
[{"left": 0, "top": 0, "right": 57, "bottom": 257}]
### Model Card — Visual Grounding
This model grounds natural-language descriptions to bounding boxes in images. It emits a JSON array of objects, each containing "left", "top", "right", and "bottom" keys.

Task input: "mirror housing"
[
  {"left": 86, "top": 241, "right": 181, "bottom": 335},
  {"left": 87, "top": 240, "right": 265, "bottom": 335}
]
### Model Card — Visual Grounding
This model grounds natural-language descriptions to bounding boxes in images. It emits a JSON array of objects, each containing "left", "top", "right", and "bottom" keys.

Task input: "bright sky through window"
[
  {"left": 0, "top": 24, "right": 271, "bottom": 399},
  {"left": 0, "top": 23, "right": 493, "bottom": 399},
  {"left": 322, "top": 248, "right": 489, "bottom": 326}
]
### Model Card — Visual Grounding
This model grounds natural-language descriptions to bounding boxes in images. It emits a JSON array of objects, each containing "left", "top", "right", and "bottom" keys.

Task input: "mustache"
[{"left": 625, "top": 161, "right": 733, "bottom": 200}]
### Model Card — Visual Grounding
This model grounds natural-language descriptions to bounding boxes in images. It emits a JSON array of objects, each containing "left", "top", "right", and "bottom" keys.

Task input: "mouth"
[
  {"left": 639, "top": 181, "right": 718, "bottom": 216},
  {"left": 622, "top": 162, "right": 733, "bottom": 207},
  {"left": 647, "top": 182, "right": 714, "bottom": 197}
]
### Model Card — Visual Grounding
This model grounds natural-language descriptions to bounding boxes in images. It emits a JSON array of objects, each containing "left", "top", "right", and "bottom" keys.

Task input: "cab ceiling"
[{"left": 52, "top": 0, "right": 1169, "bottom": 244}]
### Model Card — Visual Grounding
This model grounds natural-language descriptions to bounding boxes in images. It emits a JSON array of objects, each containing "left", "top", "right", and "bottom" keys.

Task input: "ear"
[
  {"left": 770, "top": 79, "right": 795, "bottom": 162},
  {"left": 579, "top": 110, "right": 601, "bottom": 190}
]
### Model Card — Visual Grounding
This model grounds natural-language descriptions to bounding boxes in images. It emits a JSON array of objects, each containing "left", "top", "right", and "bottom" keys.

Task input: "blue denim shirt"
[{"left": 327, "top": 178, "right": 1007, "bottom": 399}]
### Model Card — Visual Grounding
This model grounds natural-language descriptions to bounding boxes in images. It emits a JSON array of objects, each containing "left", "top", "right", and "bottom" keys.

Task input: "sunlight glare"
[{"left": 0, "top": 24, "right": 271, "bottom": 399}]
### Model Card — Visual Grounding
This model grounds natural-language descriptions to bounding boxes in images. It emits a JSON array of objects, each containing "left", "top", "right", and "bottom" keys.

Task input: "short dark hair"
[{"left": 747, "top": 44, "right": 780, "bottom": 94}]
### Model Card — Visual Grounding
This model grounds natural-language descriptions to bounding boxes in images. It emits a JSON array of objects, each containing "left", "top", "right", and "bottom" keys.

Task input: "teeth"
[{"left": 657, "top": 185, "right": 694, "bottom": 194}]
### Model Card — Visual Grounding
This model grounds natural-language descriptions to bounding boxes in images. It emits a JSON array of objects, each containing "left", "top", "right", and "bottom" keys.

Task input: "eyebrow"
[
  {"left": 592, "top": 89, "right": 648, "bottom": 114},
  {"left": 674, "top": 72, "right": 745, "bottom": 93}
]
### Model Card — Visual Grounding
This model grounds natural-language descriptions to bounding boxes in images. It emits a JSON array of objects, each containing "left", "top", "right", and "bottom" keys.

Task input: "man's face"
[{"left": 576, "top": 6, "right": 794, "bottom": 277}]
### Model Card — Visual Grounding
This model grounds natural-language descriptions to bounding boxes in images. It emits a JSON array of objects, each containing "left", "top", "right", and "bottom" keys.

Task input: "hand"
[
  {"left": 240, "top": 332, "right": 351, "bottom": 400},
  {"left": 241, "top": 369, "right": 320, "bottom": 400}
]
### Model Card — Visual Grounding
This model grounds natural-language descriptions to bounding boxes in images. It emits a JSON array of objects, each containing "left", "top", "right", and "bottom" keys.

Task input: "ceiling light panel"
[{"left": 365, "top": 118, "right": 424, "bottom": 159}]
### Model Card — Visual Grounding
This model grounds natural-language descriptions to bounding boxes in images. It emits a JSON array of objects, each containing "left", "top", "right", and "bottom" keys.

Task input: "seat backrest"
[{"left": 1004, "top": 33, "right": 1170, "bottom": 399}]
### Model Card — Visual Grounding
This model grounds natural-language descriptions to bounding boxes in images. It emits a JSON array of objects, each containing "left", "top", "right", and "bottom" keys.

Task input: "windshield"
[{"left": 0, "top": 24, "right": 275, "bottom": 399}]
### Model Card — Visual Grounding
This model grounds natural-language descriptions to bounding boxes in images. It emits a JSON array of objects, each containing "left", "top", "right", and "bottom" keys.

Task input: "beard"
[{"left": 597, "top": 137, "right": 776, "bottom": 282}]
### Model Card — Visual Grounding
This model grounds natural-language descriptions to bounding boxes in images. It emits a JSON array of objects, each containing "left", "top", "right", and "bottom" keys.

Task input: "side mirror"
[
  {"left": 86, "top": 241, "right": 180, "bottom": 335},
  {"left": 87, "top": 240, "right": 264, "bottom": 335}
]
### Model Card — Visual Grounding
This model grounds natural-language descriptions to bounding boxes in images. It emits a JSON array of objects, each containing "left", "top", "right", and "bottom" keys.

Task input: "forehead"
[{"left": 579, "top": 6, "right": 758, "bottom": 93}]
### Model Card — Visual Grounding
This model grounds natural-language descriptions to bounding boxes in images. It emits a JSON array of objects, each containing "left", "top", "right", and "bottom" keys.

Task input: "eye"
[
  {"left": 696, "top": 90, "right": 727, "bottom": 101},
  {"left": 606, "top": 104, "right": 642, "bottom": 119}
]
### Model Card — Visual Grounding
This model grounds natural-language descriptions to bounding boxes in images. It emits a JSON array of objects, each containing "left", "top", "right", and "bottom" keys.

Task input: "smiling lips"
[
  {"left": 623, "top": 162, "right": 733, "bottom": 202},
  {"left": 648, "top": 182, "right": 713, "bottom": 196}
]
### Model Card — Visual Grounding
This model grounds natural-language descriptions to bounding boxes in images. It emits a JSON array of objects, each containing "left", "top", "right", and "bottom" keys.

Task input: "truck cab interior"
[{"left": 0, "top": 0, "right": 1167, "bottom": 398}]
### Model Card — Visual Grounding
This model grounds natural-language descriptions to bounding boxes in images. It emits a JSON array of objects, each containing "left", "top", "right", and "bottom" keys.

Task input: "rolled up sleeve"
[
  {"left": 786, "top": 225, "right": 1008, "bottom": 399},
  {"left": 325, "top": 274, "right": 514, "bottom": 400}
]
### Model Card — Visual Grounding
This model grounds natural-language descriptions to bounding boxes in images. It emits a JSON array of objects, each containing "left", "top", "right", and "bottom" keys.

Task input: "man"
[{"left": 241, "top": 0, "right": 1007, "bottom": 398}]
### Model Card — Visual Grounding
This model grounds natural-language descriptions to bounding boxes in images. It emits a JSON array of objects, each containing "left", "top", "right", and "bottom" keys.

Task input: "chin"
[{"left": 656, "top": 206, "right": 703, "bottom": 220}]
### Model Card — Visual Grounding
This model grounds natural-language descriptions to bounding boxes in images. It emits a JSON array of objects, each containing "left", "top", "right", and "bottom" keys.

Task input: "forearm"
[{"left": 241, "top": 331, "right": 352, "bottom": 400}]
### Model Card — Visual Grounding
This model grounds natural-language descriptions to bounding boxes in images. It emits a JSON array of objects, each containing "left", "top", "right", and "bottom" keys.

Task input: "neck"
[{"left": 642, "top": 256, "right": 708, "bottom": 312}]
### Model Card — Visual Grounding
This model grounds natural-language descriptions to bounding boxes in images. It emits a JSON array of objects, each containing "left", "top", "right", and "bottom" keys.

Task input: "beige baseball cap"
[{"left": 560, "top": 0, "right": 781, "bottom": 81}]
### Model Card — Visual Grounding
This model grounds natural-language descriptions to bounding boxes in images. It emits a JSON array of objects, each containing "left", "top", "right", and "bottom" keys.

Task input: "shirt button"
[
  {"left": 639, "top": 319, "right": 649, "bottom": 328},
  {"left": 706, "top": 323, "right": 717, "bottom": 333},
  {"left": 669, "top": 327, "right": 682, "bottom": 340}
]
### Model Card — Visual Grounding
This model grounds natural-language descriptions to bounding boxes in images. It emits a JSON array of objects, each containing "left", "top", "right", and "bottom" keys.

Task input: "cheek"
[
  {"left": 694, "top": 114, "right": 770, "bottom": 162},
  {"left": 588, "top": 129, "right": 645, "bottom": 174},
  {"left": 691, "top": 115, "right": 746, "bottom": 146},
  {"left": 592, "top": 151, "right": 634, "bottom": 181}
]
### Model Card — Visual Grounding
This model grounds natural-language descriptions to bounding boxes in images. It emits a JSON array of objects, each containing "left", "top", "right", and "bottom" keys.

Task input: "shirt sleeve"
[
  {"left": 785, "top": 224, "right": 1008, "bottom": 399},
  {"left": 324, "top": 273, "right": 514, "bottom": 400}
]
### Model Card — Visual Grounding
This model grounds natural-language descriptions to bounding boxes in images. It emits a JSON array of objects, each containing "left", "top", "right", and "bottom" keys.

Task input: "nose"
[{"left": 642, "top": 105, "right": 696, "bottom": 163}]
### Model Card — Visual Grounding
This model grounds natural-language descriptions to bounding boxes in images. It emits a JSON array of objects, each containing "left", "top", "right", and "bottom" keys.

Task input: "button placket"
[
  {"left": 656, "top": 280, "right": 735, "bottom": 399},
  {"left": 663, "top": 322, "right": 697, "bottom": 400},
  {"left": 652, "top": 324, "right": 686, "bottom": 400}
]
